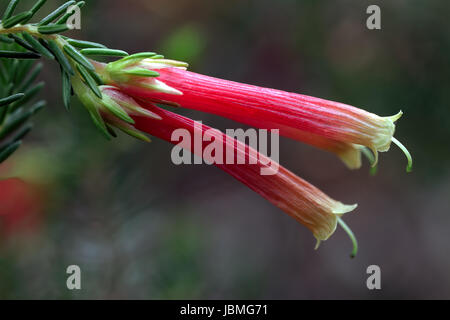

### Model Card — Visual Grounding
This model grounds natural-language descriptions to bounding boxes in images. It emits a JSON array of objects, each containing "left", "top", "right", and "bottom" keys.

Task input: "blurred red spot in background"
[{"left": 0, "top": 178, "right": 43, "bottom": 237}]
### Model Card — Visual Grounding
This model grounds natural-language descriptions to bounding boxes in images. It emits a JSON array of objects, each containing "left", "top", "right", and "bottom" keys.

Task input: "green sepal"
[
  {"left": 47, "top": 39, "right": 74, "bottom": 75},
  {"left": 101, "top": 95, "right": 134, "bottom": 124},
  {"left": 38, "top": 0, "right": 76, "bottom": 26},
  {"left": 0, "top": 50, "right": 41, "bottom": 59},
  {"left": 80, "top": 48, "right": 129, "bottom": 57},
  {"left": 37, "top": 23, "right": 70, "bottom": 35},
  {"left": 111, "top": 52, "right": 158, "bottom": 69},
  {"left": 87, "top": 108, "right": 111, "bottom": 140},
  {"left": 2, "top": 11, "right": 33, "bottom": 29},
  {"left": 119, "top": 52, "right": 157, "bottom": 62},
  {"left": 111, "top": 122, "right": 151, "bottom": 143},
  {"left": 123, "top": 68, "right": 160, "bottom": 77},
  {"left": 0, "top": 93, "right": 25, "bottom": 107},
  {"left": 21, "top": 33, "right": 55, "bottom": 59},
  {"left": 76, "top": 64, "right": 102, "bottom": 99},
  {"left": 0, "top": 140, "right": 22, "bottom": 163}
]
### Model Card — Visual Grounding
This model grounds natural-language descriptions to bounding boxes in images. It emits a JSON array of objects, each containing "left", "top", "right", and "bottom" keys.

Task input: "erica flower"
[
  {"left": 73, "top": 84, "right": 358, "bottom": 252},
  {"left": 0, "top": 0, "right": 413, "bottom": 257},
  {"left": 96, "top": 55, "right": 412, "bottom": 171},
  {"left": 136, "top": 102, "right": 358, "bottom": 250}
]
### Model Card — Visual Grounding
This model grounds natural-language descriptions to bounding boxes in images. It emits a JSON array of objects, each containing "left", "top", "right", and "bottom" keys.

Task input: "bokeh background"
[{"left": 0, "top": 0, "right": 449, "bottom": 299}]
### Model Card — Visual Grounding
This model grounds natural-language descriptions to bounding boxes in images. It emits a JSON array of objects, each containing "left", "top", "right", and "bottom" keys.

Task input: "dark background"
[{"left": 0, "top": 0, "right": 449, "bottom": 299}]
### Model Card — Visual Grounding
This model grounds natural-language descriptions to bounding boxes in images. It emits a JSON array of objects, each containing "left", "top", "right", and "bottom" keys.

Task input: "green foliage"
[
  {"left": 0, "top": 0, "right": 165, "bottom": 161},
  {"left": 76, "top": 64, "right": 102, "bottom": 98},
  {"left": 0, "top": 50, "right": 40, "bottom": 59},
  {"left": 38, "top": 1, "right": 76, "bottom": 26},
  {"left": 0, "top": 39, "right": 44, "bottom": 164},
  {"left": 21, "top": 33, "right": 54, "bottom": 59}
]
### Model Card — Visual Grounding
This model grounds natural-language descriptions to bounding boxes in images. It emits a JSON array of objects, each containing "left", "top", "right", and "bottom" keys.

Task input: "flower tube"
[
  {"left": 72, "top": 81, "right": 358, "bottom": 253},
  {"left": 84, "top": 85, "right": 357, "bottom": 253},
  {"left": 95, "top": 56, "right": 412, "bottom": 171}
]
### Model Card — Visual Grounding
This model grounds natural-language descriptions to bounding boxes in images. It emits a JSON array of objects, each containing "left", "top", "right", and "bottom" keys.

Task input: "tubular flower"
[
  {"left": 133, "top": 100, "right": 358, "bottom": 250},
  {"left": 96, "top": 56, "right": 412, "bottom": 171},
  {"left": 73, "top": 84, "right": 358, "bottom": 252}
]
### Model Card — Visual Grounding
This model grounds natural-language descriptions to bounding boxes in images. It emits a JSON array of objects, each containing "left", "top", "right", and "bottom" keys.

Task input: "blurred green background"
[{"left": 0, "top": 0, "right": 449, "bottom": 299}]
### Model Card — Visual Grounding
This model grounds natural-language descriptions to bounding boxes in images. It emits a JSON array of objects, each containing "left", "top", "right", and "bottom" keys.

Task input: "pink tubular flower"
[
  {"left": 95, "top": 56, "right": 412, "bottom": 171},
  {"left": 72, "top": 83, "right": 358, "bottom": 252},
  {"left": 132, "top": 100, "right": 358, "bottom": 248}
]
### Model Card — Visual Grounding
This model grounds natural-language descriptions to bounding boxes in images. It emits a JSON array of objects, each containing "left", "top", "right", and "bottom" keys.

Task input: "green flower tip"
[
  {"left": 337, "top": 218, "right": 358, "bottom": 258},
  {"left": 391, "top": 137, "right": 413, "bottom": 173},
  {"left": 388, "top": 110, "right": 412, "bottom": 173}
]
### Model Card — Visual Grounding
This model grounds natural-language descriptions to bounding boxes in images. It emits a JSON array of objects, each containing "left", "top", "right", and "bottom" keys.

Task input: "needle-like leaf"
[
  {"left": 66, "top": 38, "right": 106, "bottom": 49},
  {"left": 56, "top": 1, "right": 85, "bottom": 25},
  {"left": 62, "top": 70, "right": 72, "bottom": 110},
  {"left": 38, "top": 0, "right": 76, "bottom": 26},
  {"left": 0, "top": 50, "right": 41, "bottom": 59},
  {"left": 76, "top": 64, "right": 102, "bottom": 98},
  {"left": 0, "top": 93, "right": 25, "bottom": 107},
  {"left": 37, "top": 23, "right": 70, "bottom": 35},
  {"left": 0, "top": 140, "right": 22, "bottom": 163},
  {"left": 2, "top": 11, "right": 33, "bottom": 29},
  {"left": 17, "top": 62, "right": 43, "bottom": 92},
  {"left": 0, "top": 35, "right": 14, "bottom": 44},
  {"left": 47, "top": 39, "right": 74, "bottom": 75},
  {"left": 22, "top": 0, "right": 48, "bottom": 24},
  {"left": 9, "top": 81, "right": 44, "bottom": 112},
  {"left": 2, "top": 0, "right": 20, "bottom": 21},
  {"left": 63, "top": 43, "right": 94, "bottom": 71},
  {"left": 22, "top": 33, "right": 55, "bottom": 59},
  {"left": 80, "top": 48, "right": 129, "bottom": 57}
]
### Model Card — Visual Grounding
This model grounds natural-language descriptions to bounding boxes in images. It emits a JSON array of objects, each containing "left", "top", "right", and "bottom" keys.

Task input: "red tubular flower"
[
  {"left": 135, "top": 103, "right": 357, "bottom": 248},
  {"left": 85, "top": 86, "right": 358, "bottom": 251},
  {"left": 96, "top": 57, "right": 412, "bottom": 171}
]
